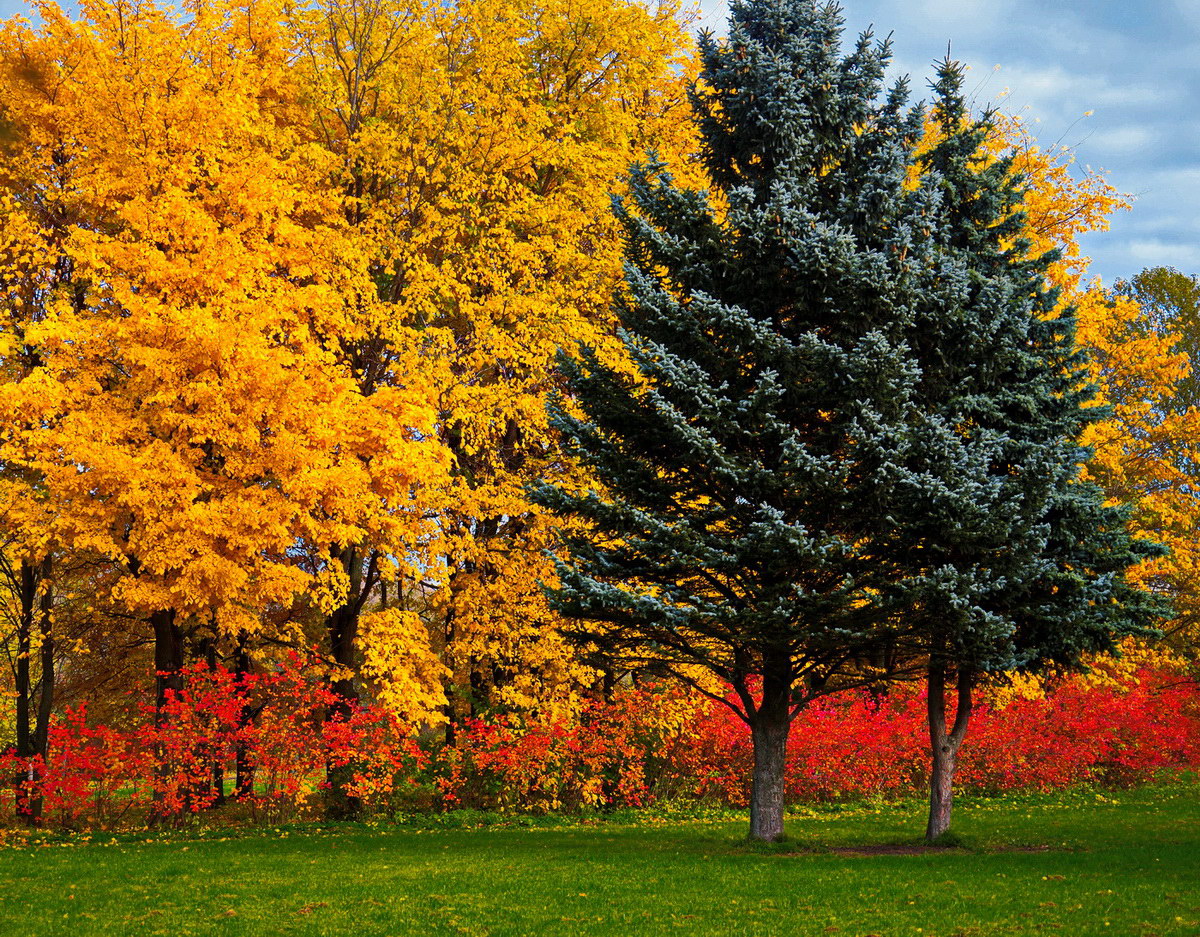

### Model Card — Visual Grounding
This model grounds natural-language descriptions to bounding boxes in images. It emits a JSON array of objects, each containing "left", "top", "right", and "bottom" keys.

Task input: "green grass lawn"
[{"left": 0, "top": 784, "right": 1196, "bottom": 936}]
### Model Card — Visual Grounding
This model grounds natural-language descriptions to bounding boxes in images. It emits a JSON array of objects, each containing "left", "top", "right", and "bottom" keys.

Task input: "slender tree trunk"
[
  {"left": 601, "top": 667, "right": 616, "bottom": 702},
  {"left": 33, "top": 556, "right": 54, "bottom": 757},
  {"left": 198, "top": 636, "right": 225, "bottom": 807},
  {"left": 153, "top": 609, "right": 185, "bottom": 719},
  {"left": 866, "top": 639, "right": 897, "bottom": 709},
  {"left": 12, "top": 557, "right": 53, "bottom": 824},
  {"left": 150, "top": 609, "right": 183, "bottom": 824},
  {"left": 13, "top": 560, "right": 36, "bottom": 824},
  {"left": 325, "top": 548, "right": 364, "bottom": 820},
  {"left": 233, "top": 636, "right": 255, "bottom": 800},
  {"left": 468, "top": 664, "right": 487, "bottom": 717},
  {"left": 925, "top": 660, "right": 973, "bottom": 843},
  {"left": 748, "top": 661, "right": 793, "bottom": 842},
  {"left": 441, "top": 604, "right": 457, "bottom": 747},
  {"left": 29, "top": 558, "right": 53, "bottom": 823}
]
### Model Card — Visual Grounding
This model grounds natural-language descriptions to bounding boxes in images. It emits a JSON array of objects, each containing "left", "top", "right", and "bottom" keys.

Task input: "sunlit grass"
[{"left": 0, "top": 782, "right": 1196, "bottom": 936}]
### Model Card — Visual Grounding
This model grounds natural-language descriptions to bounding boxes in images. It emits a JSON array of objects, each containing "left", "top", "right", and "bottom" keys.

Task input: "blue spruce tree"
[
  {"left": 533, "top": 0, "right": 1161, "bottom": 843},
  {"left": 533, "top": 0, "right": 936, "bottom": 841},
  {"left": 881, "top": 62, "right": 1162, "bottom": 842}
]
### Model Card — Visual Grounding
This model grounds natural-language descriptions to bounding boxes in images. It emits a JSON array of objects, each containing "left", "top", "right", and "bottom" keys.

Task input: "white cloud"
[{"left": 1125, "top": 239, "right": 1200, "bottom": 268}]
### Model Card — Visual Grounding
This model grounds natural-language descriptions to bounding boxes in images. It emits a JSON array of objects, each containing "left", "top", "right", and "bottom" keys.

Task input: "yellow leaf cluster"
[
  {"left": 0, "top": 0, "right": 699, "bottom": 722},
  {"left": 0, "top": 0, "right": 445, "bottom": 668},
  {"left": 289, "top": 0, "right": 699, "bottom": 712}
]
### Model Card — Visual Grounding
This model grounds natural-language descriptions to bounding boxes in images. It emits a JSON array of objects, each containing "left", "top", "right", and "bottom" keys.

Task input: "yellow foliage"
[
  {"left": 289, "top": 0, "right": 700, "bottom": 712},
  {"left": 0, "top": 0, "right": 700, "bottom": 721},
  {"left": 0, "top": 0, "right": 446, "bottom": 698},
  {"left": 358, "top": 608, "right": 450, "bottom": 722}
]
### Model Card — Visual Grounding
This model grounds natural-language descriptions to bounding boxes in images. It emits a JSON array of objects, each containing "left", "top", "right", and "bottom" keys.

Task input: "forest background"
[{"left": 0, "top": 0, "right": 1198, "bottom": 830}]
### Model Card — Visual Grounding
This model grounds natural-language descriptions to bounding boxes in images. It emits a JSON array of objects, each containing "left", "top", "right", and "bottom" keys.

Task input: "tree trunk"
[
  {"left": 150, "top": 609, "right": 183, "bottom": 824},
  {"left": 12, "top": 557, "right": 53, "bottom": 824},
  {"left": 29, "top": 558, "right": 53, "bottom": 823},
  {"left": 13, "top": 560, "right": 36, "bottom": 823},
  {"left": 198, "top": 636, "right": 225, "bottom": 807},
  {"left": 153, "top": 609, "right": 185, "bottom": 720},
  {"left": 33, "top": 557, "right": 54, "bottom": 759},
  {"left": 440, "top": 603, "right": 457, "bottom": 747},
  {"left": 601, "top": 667, "right": 616, "bottom": 702},
  {"left": 324, "top": 548, "right": 364, "bottom": 820},
  {"left": 925, "top": 660, "right": 973, "bottom": 843},
  {"left": 748, "top": 661, "right": 793, "bottom": 842},
  {"left": 233, "top": 636, "right": 255, "bottom": 801}
]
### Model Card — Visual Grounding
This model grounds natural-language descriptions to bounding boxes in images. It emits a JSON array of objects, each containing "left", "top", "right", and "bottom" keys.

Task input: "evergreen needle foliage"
[
  {"left": 534, "top": 0, "right": 940, "bottom": 842},
  {"left": 884, "top": 64, "right": 1163, "bottom": 842},
  {"left": 533, "top": 0, "right": 1163, "bottom": 843}
]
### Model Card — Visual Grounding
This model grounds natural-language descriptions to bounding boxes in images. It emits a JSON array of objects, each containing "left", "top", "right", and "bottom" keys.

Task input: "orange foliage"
[
  {"left": 0, "top": 0, "right": 447, "bottom": 711},
  {"left": 0, "top": 0, "right": 701, "bottom": 731},
  {"left": 290, "top": 0, "right": 701, "bottom": 712}
]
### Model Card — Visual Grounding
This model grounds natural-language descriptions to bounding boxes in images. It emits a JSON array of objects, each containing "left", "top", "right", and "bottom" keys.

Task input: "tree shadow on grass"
[{"left": 725, "top": 833, "right": 1069, "bottom": 858}]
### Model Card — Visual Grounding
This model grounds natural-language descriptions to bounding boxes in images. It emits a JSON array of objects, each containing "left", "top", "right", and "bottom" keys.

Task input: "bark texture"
[
  {"left": 233, "top": 636, "right": 256, "bottom": 800},
  {"left": 324, "top": 544, "right": 375, "bottom": 821},
  {"left": 748, "top": 661, "right": 793, "bottom": 842},
  {"left": 926, "top": 661, "right": 973, "bottom": 843},
  {"left": 152, "top": 608, "right": 184, "bottom": 721},
  {"left": 149, "top": 608, "right": 184, "bottom": 824}
]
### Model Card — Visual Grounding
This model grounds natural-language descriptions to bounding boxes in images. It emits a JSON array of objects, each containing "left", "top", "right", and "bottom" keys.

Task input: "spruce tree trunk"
[
  {"left": 749, "top": 713, "right": 789, "bottom": 841},
  {"left": 748, "top": 662, "right": 793, "bottom": 842},
  {"left": 927, "top": 733, "right": 955, "bottom": 841},
  {"left": 925, "top": 661, "right": 972, "bottom": 843}
]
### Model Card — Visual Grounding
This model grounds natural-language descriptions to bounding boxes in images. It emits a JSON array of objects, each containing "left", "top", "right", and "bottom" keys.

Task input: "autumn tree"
[
  {"left": 0, "top": 41, "right": 111, "bottom": 818},
  {"left": 421, "top": 0, "right": 700, "bottom": 721},
  {"left": 0, "top": 0, "right": 701, "bottom": 823},
  {"left": 0, "top": 0, "right": 447, "bottom": 814},
  {"left": 290, "top": 0, "right": 701, "bottom": 739},
  {"left": 286, "top": 0, "right": 450, "bottom": 790},
  {"left": 1112, "top": 268, "right": 1200, "bottom": 413},
  {"left": 1084, "top": 267, "right": 1200, "bottom": 654},
  {"left": 0, "top": 548, "right": 53, "bottom": 821}
]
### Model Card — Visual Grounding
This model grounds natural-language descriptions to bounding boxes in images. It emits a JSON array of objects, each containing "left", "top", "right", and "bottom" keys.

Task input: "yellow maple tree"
[
  {"left": 0, "top": 0, "right": 448, "bottom": 724},
  {"left": 290, "top": 0, "right": 702, "bottom": 719}
]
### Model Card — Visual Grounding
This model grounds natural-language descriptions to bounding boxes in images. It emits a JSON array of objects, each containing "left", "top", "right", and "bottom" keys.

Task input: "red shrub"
[
  {"left": 661, "top": 668, "right": 1200, "bottom": 806},
  {"left": 434, "top": 685, "right": 696, "bottom": 812},
  {"left": 3, "top": 663, "right": 1197, "bottom": 828}
]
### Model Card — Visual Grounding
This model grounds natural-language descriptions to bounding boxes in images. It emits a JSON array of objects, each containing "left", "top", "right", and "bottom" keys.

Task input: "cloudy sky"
[
  {"left": 691, "top": 0, "right": 1200, "bottom": 286},
  {"left": 0, "top": 0, "right": 1193, "bottom": 285}
]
